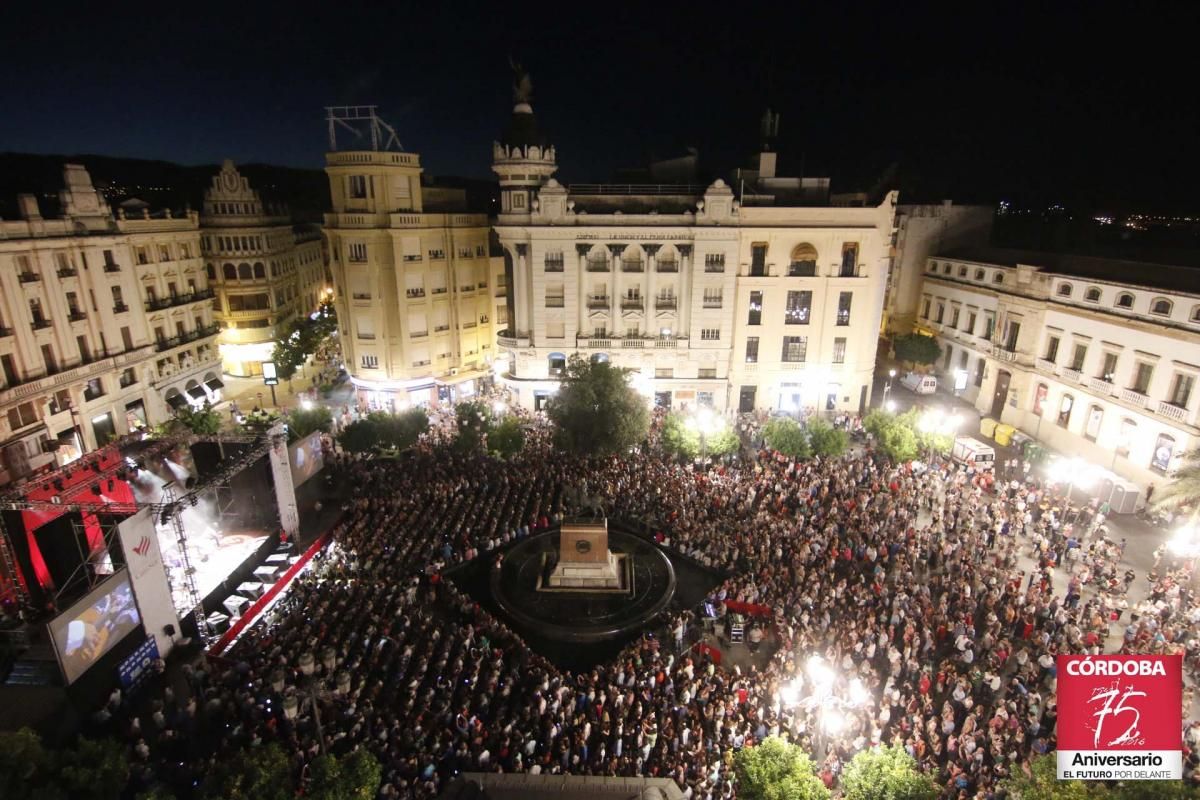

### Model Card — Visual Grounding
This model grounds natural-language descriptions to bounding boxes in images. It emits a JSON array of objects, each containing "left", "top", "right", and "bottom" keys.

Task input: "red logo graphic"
[
  {"left": 1058, "top": 655, "right": 1181, "bottom": 752},
  {"left": 132, "top": 535, "right": 151, "bottom": 557}
]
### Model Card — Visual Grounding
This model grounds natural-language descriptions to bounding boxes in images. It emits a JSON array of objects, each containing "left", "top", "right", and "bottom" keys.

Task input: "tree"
[
  {"left": 308, "top": 750, "right": 382, "bottom": 800},
  {"left": 201, "top": 742, "right": 293, "bottom": 800},
  {"left": 661, "top": 412, "right": 739, "bottom": 460},
  {"left": 454, "top": 400, "right": 495, "bottom": 454},
  {"left": 172, "top": 402, "right": 223, "bottom": 435},
  {"left": 0, "top": 728, "right": 54, "bottom": 799},
  {"left": 54, "top": 737, "right": 129, "bottom": 800},
  {"left": 1157, "top": 448, "right": 1200, "bottom": 512},
  {"left": 839, "top": 746, "right": 937, "bottom": 800},
  {"left": 733, "top": 736, "right": 829, "bottom": 800},
  {"left": 807, "top": 418, "right": 848, "bottom": 458},
  {"left": 337, "top": 418, "right": 378, "bottom": 454},
  {"left": 863, "top": 409, "right": 920, "bottom": 462},
  {"left": 547, "top": 355, "right": 650, "bottom": 457},
  {"left": 763, "top": 418, "right": 811, "bottom": 460},
  {"left": 998, "top": 754, "right": 1095, "bottom": 800},
  {"left": 489, "top": 416, "right": 526, "bottom": 459},
  {"left": 287, "top": 405, "right": 332, "bottom": 441},
  {"left": 893, "top": 333, "right": 941, "bottom": 367}
]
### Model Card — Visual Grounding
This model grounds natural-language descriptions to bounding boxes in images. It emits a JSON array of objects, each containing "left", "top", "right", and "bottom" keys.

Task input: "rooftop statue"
[{"left": 510, "top": 57, "right": 533, "bottom": 105}]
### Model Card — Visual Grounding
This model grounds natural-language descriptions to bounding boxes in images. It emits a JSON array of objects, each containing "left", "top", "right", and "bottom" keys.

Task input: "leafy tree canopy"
[
  {"left": 489, "top": 416, "right": 526, "bottom": 459},
  {"left": 454, "top": 400, "right": 495, "bottom": 454},
  {"left": 307, "top": 750, "right": 382, "bottom": 800},
  {"left": 337, "top": 408, "right": 429, "bottom": 454},
  {"left": 159, "top": 401, "right": 222, "bottom": 436},
  {"left": 1157, "top": 448, "right": 1200, "bottom": 511},
  {"left": 840, "top": 746, "right": 938, "bottom": 800},
  {"left": 763, "top": 417, "right": 812, "bottom": 460},
  {"left": 547, "top": 355, "right": 650, "bottom": 457},
  {"left": 893, "top": 333, "right": 941, "bottom": 367},
  {"left": 807, "top": 418, "right": 849, "bottom": 458},
  {"left": 201, "top": 742, "right": 293, "bottom": 800},
  {"left": 661, "top": 411, "right": 739, "bottom": 460},
  {"left": 733, "top": 736, "right": 830, "bottom": 800},
  {"left": 287, "top": 405, "right": 332, "bottom": 441},
  {"left": 863, "top": 409, "right": 920, "bottom": 462}
]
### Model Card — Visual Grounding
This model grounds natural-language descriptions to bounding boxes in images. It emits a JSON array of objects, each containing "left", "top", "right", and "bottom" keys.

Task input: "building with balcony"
[
  {"left": 917, "top": 247, "right": 1200, "bottom": 490},
  {"left": 201, "top": 161, "right": 328, "bottom": 376},
  {"left": 323, "top": 141, "right": 501, "bottom": 408},
  {"left": 492, "top": 95, "right": 896, "bottom": 414},
  {"left": 0, "top": 165, "right": 220, "bottom": 485}
]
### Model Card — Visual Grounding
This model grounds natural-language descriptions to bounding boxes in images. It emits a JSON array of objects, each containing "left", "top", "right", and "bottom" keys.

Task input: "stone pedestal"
[{"left": 544, "top": 518, "right": 626, "bottom": 591}]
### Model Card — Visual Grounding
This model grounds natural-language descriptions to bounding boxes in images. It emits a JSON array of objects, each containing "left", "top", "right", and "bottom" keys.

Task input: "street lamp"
[
  {"left": 777, "top": 655, "right": 870, "bottom": 759},
  {"left": 686, "top": 406, "right": 724, "bottom": 465},
  {"left": 297, "top": 651, "right": 328, "bottom": 756},
  {"left": 883, "top": 369, "right": 897, "bottom": 409}
]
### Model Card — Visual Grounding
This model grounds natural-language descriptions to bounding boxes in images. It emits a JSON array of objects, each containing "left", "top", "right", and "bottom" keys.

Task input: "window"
[
  {"left": 512, "top": 193, "right": 526, "bottom": 209},
  {"left": 1044, "top": 335, "right": 1060, "bottom": 363},
  {"left": 1084, "top": 287, "right": 1102, "bottom": 302},
  {"left": 784, "top": 291, "right": 811, "bottom": 324},
  {"left": 700, "top": 328, "right": 720, "bottom": 341},
  {"left": 1098, "top": 352, "right": 1118, "bottom": 382},
  {"left": 428, "top": 249, "right": 445, "bottom": 260},
  {"left": 747, "top": 291, "right": 763, "bottom": 325},
  {"left": 348, "top": 175, "right": 367, "bottom": 199},
  {"left": 1192, "top": 305, "right": 1200, "bottom": 323},
  {"left": 1069, "top": 343, "right": 1087, "bottom": 371},
  {"left": 1057, "top": 393, "right": 1074, "bottom": 427},
  {"left": 836, "top": 292, "right": 852, "bottom": 326},
  {"left": 1115, "top": 293, "right": 1134, "bottom": 309},
  {"left": 921, "top": 298, "right": 931, "bottom": 319},
  {"left": 839, "top": 243, "right": 858, "bottom": 277},
  {"left": 705, "top": 253, "right": 725, "bottom": 273},
  {"left": 1077, "top": 405, "right": 1103, "bottom": 442},
  {"left": 958, "top": 266, "right": 968, "bottom": 278},
  {"left": 544, "top": 251, "right": 564, "bottom": 271},
  {"left": 935, "top": 303, "right": 945, "bottom": 324},
  {"left": 966, "top": 311, "right": 977, "bottom": 335},
  {"left": 655, "top": 368, "right": 674, "bottom": 379},
  {"left": 1151, "top": 434, "right": 1175, "bottom": 473},
  {"left": 545, "top": 285, "right": 564, "bottom": 307},
  {"left": 993, "top": 272, "right": 1005, "bottom": 284},
  {"left": 1131, "top": 361, "right": 1154, "bottom": 394},
  {"left": 788, "top": 244, "right": 817, "bottom": 277},
  {"left": 360, "top": 354, "right": 378, "bottom": 369},
  {"left": 832, "top": 337, "right": 847, "bottom": 364},
  {"left": 1168, "top": 373, "right": 1194, "bottom": 408},
  {"left": 950, "top": 307, "right": 960, "bottom": 328},
  {"left": 1033, "top": 383, "right": 1048, "bottom": 415},
  {"left": 698, "top": 369, "right": 717, "bottom": 380},
  {"left": 974, "top": 359, "right": 986, "bottom": 387},
  {"left": 347, "top": 243, "right": 367, "bottom": 262},
  {"left": 750, "top": 243, "right": 767, "bottom": 276},
  {"left": 159, "top": 245, "right": 172, "bottom": 261},
  {"left": 745, "top": 337, "right": 759, "bottom": 363},
  {"left": 237, "top": 263, "right": 252, "bottom": 280},
  {"left": 223, "top": 263, "right": 236, "bottom": 280},
  {"left": 83, "top": 377, "right": 105, "bottom": 401},
  {"left": 974, "top": 269, "right": 985, "bottom": 281},
  {"left": 29, "top": 298, "right": 46, "bottom": 326},
  {"left": 1150, "top": 298, "right": 1173, "bottom": 316},
  {"left": 7, "top": 402, "right": 38, "bottom": 429},
  {"left": 548, "top": 353, "right": 567, "bottom": 376},
  {"left": 703, "top": 288, "right": 723, "bottom": 308},
  {"left": 781, "top": 336, "right": 807, "bottom": 363},
  {"left": 1057, "top": 283, "right": 1073, "bottom": 297},
  {"left": 253, "top": 263, "right": 265, "bottom": 279}
]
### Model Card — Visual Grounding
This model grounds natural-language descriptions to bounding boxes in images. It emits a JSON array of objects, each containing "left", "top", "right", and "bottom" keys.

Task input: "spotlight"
[
  {"left": 91, "top": 461, "right": 102, "bottom": 474},
  {"left": 189, "top": 495, "right": 198, "bottom": 507},
  {"left": 107, "top": 479, "right": 115, "bottom": 491},
  {"left": 90, "top": 483, "right": 101, "bottom": 495},
  {"left": 53, "top": 479, "right": 64, "bottom": 492}
]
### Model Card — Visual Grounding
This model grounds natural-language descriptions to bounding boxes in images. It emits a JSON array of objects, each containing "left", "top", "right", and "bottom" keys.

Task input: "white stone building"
[
  {"left": 323, "top": 149, "right": 501, "bottom": 408},
  {"left": 0, "top": 165, "right": 220, "bottom": 485},
  {"left": 200, "top": 161, "right": 328, "bottom": 377},
  {"left": 492, "top": 98, "right": 897, "bottom": 414},
  {"left": 918, "top": 247, "right": 1200, "bottom": 491}
]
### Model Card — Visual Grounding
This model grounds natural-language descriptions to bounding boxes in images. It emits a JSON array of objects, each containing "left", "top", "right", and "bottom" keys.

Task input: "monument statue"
[
  {"left": 510, "top": 57, "right": 533, "bottom": 105},
  {"left": 543, "top": 517, "right": 626, "bottom": 592}
]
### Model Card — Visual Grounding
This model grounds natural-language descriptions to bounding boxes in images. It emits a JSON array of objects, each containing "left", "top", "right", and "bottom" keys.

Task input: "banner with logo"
[
  {"left": 117, "top": 508, "right": 181, "bottom": 658},
  {"left": 1057, "top": 654, "right": 1182, "bottom": 780},
  {"left": 117, "top": 634, "right": 159, "bottom": 691}
]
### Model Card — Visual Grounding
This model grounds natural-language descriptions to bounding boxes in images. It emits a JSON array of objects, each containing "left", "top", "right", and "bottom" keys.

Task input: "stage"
[{"left": 155, "top": 523, "right": 269, "bottom": 612}]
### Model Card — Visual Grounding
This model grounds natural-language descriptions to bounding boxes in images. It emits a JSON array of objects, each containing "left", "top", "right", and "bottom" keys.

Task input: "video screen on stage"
[
  {"left": 288, "top": 431, "right": 325, "bottom": 487},
  {"left": 48, "top": 570, "right": 141, "bottom": 684}
]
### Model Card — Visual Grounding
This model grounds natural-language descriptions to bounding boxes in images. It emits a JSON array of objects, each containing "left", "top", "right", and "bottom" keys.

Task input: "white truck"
[
  {"left": 952, "top": 436, "right": 996, "bottom": 472},
  {"left": 900, "top": 371, "right": 938, "bottom": 395}
]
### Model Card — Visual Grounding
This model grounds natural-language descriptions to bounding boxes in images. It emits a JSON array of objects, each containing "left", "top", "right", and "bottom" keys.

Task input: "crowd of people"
[{"left": 96, "top": 409, "right": 1199, "bottom": 798}]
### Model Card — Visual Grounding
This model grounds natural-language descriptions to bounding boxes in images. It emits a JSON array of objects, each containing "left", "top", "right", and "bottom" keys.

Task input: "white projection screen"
[{"left": 47, "top": 569, "right": 142, "bottom": 684}]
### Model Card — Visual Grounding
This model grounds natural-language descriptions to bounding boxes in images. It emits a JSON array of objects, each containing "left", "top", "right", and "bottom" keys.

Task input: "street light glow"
[{"left": 806, "top": 655, "right": 835, "bottom": 694}]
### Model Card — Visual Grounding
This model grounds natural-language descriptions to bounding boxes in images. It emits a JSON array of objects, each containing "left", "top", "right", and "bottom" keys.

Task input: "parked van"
[
  {"left": 952, "top": 436, "right": 996, "bottom": 471},
  {"left": 900, "top": 372, "right": 938, "bottom": 395}
]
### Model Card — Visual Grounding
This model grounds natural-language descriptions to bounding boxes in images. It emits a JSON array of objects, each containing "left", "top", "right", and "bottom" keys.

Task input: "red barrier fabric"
[
  {"left": 208, "top": 530, "right": 332, "bottom": 656},
  {"left": 723, "top": 600, "right": 774, "bottom": 618}
]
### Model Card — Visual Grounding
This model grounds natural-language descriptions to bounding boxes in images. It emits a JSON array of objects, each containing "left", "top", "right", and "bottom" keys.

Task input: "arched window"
[
  {"left": 1150, "top": 297, "right": 1173, "bottom": 316},
  {"left": 548, "top": 352, "right": 566, "bottom": 377},
  {"left": 958, "top": 266, "right": 968, "bottom": 278},
  {"left": 237, "top": 263, "right": 252, "bottom": 280},
  {"left": 942, "top": 263, "right": 951, "bottom": 275},
  {"left": 253, "top": 262, "right": 266, "bottom": 279},
  {"left": 928, "top": 261, "right": 938, "bottom": 273},
  {"left": 974, "top": 269, "right": 985, "bottom": 281},
  {"left": 1057, "top": 283, "right": 1073, "bottom": 297},
  {"left": 590, "top": 353, "right": 609, "bottom": 364},
  {"left": 1057, "top": 393, "right": 1074, "bottom": 427},
  {"left": 1115, "top": 292, "right": 1134, "bottom": 309},
  {"left": 206, "top": 264, "right": 215, "bottom": 280},
  {"left": 223, "top": 263, "right": 236, "bottom": 280},
  {"left": 1084, "top": 287, "right": 1102, "bottom": 302},
  {"left": 1191, "top": 305, "right": 1200, "bottom": 323},
  {"left": 993, "top": 272, "right": 1005, "bottom": 284},
  {"left": 788, "top": 243, "right": 818, "bottom": 277}
]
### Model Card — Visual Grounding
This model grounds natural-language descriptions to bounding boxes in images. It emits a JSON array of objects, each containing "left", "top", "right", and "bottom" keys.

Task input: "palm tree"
[{"left": 1156, "top": 448, "right": 1200, "bottom": 511}]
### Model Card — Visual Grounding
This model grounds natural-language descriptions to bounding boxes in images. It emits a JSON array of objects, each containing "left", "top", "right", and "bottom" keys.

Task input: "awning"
[
  {"left": 205, "top": 378, "right": 225, "bottom": 391},
  {"left": 186, "top": 386, "right": 207, "bottom": 401},
  {"left": 166, "top": 394, "right": 187, "bottom": 410}
]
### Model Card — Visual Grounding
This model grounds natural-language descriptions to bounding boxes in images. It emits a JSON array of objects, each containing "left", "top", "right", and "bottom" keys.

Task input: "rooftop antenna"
[{"left": 323, "top": 106, "right": 403, "bottom": 152}]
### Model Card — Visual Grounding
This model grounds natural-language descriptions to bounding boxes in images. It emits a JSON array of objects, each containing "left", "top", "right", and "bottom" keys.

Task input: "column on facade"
[
  {"left": 607, "top": 244, "right": 624, "bottom": 338},
  {"left": 644, "top": 244, "right": 660, "bottom": 335},
  {"left": 514, "top": 244, "right": 529, "bottom": 338},
  {"left": 575, "top": 244, "right": 591, "bottom": 340},
  {"left": 677, "top": 244, "right": 693, "bottom": 338}
]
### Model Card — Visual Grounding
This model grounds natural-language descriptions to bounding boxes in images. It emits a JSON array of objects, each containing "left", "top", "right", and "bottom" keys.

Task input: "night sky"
[{"left": 3, "top": 2, "right": 1198, "bottom": 211}]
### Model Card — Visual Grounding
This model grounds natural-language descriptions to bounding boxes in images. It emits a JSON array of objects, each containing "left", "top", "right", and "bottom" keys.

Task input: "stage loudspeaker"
[
  {"left": 191, "top": 442, "right": 223, "bottom": 477},
  {"left": 164, "top": 624, "right": 177, "bottom": 637}
]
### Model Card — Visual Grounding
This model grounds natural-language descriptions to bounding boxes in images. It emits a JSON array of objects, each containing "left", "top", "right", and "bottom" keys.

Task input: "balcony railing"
[
  {"left": 1086, "top": 376, "right": 1115, "bottom": 396},
  {"left": 1036, "top": 358, "right": 1058, "bottom": 374},
  {"left": 1158, "top": 401, "right": 1188, "bottom": 423},
  {"left": 621, "top": 298, "right": 644, "bottom": 310},
  {"left": 18, "top": 273, "right": 40, "bottom": 283},
  {"left": 656, "top": 298, "right": 677, "bottom": 310},
  {"left": 1121, "top": 387, "right": 1149, "bottom": 408},
  {"left": 410, "top": 330, "right": 428, "bottom": 338},
  {"left": 0, "top": 326, "right": 11, "bottom": 337},
  {"left": 406, "top": 289, "right": 426, "bottom": 299},
  {"left": 146, "top": 288, "right": 215, "bottom": 312},
  {"left": 67, "top": 311, "right": 87, "bottom": 322},
  {"left": 351, "top": 293, "right": 371, "bottom": 301},
  {"left": 57, "top": 267, "right": 77, "bottom": 278},
  {"left": 586, "top": 262, "right": 610, "bottom": 273},
  {"left": 154, "top": 323, "right": 220, "bottom": 352},
  {"left": 544, "top": 261, "right": 565, "bottom": 272},
  {"left": 32, "top": 318, "right": 51, "bottom": 330},
  {"left": 702, "top": 299, "right": 722, "bottom": 309},
  {"left": 431, "top": 287, "right": 448, "bottom": 295},
  {"left": 588, "top": 296, "right": 611, "bottom": 309},
  {"left": 656, "top": 261, "right": 679, "bottom": 273},
  {"left": 545, "top": 297, "right": 565, "bottom": 308},
  {"left": 1061, "top": 367, "right": 1082, "bottom": 383},
  {"left": 113, "top": 303, "right": 129, "bottom": 314},
  {"left": 103, "top": 263, "right": 120, "bottom": 273},
  {"left": 621, "top": 262, "right": 644, "bottom": 273}
]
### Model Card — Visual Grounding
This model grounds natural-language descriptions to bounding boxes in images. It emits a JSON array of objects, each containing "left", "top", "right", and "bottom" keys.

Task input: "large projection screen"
[
  {"left": 47, "top": 569, "right": 142, "bottom": 684},
  {"left": 288, "top": 431, "right": 325, "bottom": 487}
]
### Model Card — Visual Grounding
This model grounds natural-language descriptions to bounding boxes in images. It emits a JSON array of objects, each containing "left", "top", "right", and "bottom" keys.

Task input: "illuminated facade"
[
  {"left": 919, "top": 248, "right": 1200, "bottom": 490},
  {"left": 201, "top": 161, "right": 327, "bottom": 377},
  {"left": 0, "top": 165, "right": 219, "bottom": 484},
  {"left": 493, "top": 98, "right": 896, "bottom": 414},
  {"left": 323, "top": 149, "right": 500, "bottom": 408}
]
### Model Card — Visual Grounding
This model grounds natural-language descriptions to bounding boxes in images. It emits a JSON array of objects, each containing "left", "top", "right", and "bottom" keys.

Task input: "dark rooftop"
[{"left": 940, "top": 246, "right": 1200, "bottom": 295}]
